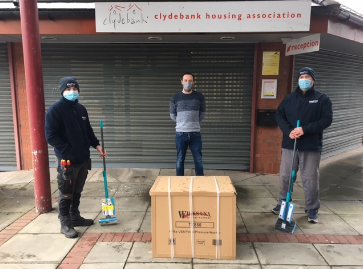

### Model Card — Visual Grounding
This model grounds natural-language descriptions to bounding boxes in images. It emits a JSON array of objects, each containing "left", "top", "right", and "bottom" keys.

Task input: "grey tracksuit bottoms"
[{"left": 278, "top": 148, "right": 321, "bottom": 211}]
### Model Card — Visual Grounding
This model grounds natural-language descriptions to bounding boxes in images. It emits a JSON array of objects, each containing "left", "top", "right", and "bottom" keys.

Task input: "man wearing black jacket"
[
  {"left": 272, "top": 67, "right": 333, "bottom": 223},
  {"left": 45, "top": 77, "right": 107, "bottom": 238}
]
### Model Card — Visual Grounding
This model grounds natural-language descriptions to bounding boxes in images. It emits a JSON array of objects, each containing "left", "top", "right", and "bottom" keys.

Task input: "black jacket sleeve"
[{"left": 302, "top": 94, "right": 333, "bottom": 135}]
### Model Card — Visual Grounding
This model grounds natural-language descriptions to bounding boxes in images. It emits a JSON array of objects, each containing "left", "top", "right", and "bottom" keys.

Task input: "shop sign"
[
  {"left": 285, "top": 34, "right": 320, "bottom": 56},
  {"left": 95, "top": 1, "right": 311, "bottom": 33}
]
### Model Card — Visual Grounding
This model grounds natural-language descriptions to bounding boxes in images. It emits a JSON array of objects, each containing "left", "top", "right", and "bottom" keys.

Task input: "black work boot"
[
  {"left": 71, "top": 216, "right": 94, "bottom": 227},
  {"left": 70, "top": 192, "right": 94, "bottom": 226},
  {"left": 60, "top": 223, "right": 78, "bottom": 238}
]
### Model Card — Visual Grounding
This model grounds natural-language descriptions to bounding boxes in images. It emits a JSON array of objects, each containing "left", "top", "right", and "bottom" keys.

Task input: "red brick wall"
[
  {"left": 253, "top": 43, "right": 294, "bottom": 174},
  {"left": 12, "top": 43, "right": 32, "bottom": 169}
]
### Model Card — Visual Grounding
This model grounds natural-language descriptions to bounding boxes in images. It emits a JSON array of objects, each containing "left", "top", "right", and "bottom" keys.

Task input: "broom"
[
  {"left": 99, "top": 120, "right": 119, "bottom": 225},
  {"left": 275, "top": 120, "right": 300, "bottom": 233}
]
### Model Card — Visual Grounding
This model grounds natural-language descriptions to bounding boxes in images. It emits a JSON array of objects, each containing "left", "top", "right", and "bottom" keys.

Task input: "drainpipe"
[{"left": 19, "top": 0, "right": 52, "bottom": 213}]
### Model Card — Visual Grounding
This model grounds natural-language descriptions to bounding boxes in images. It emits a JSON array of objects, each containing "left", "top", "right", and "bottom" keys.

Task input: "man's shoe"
[
  {"left": 272, "top": 204, "right": 281, "bottom": 215},
  {"left": 308, "top": 209, "right": 318, "bottom": 223},
  {"left": 71, "top": 216, "right": 94, "bottom": 227},
  {"left": 61, "top": 225, "right": 78, "bottom": 238}
]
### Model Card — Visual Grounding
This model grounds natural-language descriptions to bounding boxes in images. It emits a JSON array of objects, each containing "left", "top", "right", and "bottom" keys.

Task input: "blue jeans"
[{"left": 175, "top": 132, "right": 204, "bottom": 176}]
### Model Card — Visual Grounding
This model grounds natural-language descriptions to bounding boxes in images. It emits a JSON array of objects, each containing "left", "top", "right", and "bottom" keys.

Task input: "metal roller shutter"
[
  {"left": 295, "top": 49, "right": 363, "bottom": 158},
  {"left": 42, "top": 43, "right": 254, "bottom": 169},
  {"left": 0, "top": 44, "right": 16, "bottom": 171}
]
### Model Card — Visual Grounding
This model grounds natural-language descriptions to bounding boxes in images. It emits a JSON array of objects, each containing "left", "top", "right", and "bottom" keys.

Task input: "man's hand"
[
  {"left": 289, "top": 127, "right": 304, "bottom": 139},
  {"left": 96, "top": 145, "right": 107, "bottom": 158}
]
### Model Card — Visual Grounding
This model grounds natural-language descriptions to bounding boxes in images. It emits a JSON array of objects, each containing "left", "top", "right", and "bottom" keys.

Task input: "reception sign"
[
  {"left": 95, "top": 1, "right": 311, "bottom": 33},
  {"left": 285, "top": 34, "right": 320, "bottom": 56}
]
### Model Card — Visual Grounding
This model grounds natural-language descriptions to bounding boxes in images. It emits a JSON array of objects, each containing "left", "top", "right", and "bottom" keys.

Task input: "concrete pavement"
[{"left": 0, "top": 147, "right": 363, "bottom": 268}]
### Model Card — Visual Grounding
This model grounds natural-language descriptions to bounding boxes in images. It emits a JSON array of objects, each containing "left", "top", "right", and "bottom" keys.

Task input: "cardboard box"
[{"left": 149, "top": 176, "right": 236, "bottom": 259}]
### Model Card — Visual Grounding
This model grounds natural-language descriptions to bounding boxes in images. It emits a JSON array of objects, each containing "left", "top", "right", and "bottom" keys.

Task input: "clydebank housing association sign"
[{"left": 95, "top": 1, "right": 311, "bottom": 33}]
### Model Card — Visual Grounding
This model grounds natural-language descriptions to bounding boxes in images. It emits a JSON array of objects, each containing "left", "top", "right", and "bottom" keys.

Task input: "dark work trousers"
[
  {"left": 278, "top": 148, "right": 321, "bottom": 211},
  {"left": 57, "top": 159, "right": 89, "bottom": 226}
]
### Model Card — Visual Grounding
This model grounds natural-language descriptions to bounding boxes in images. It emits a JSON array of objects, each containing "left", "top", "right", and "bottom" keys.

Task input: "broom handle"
[
  {"left": 100, "top": 121, "right": 106, "bottom": 172},
  {"left": 100, "top": 120, "right": 109, "bottom": 199},
  {"left": 286, "top": 120, "right": 300, "bottom": 203}
]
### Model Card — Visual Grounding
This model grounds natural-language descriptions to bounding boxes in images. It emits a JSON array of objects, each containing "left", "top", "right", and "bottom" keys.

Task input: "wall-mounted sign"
[
  {"left": 262, "top": 52, "right": 280, "bottom": 76},
  {"left": 261, "top": 79, "right": 277, "bottom": 99},
  {"left": 95, "top": 1, "right": 311, "bottom": 33},
  {"left": 285, "top": 34, "right": 320, "bottom": 56}
]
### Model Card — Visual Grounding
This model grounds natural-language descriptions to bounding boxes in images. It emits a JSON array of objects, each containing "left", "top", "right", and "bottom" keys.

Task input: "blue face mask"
[
  {"left": 64, "top": 91, "right": 79, "bottom": 101},
  {"left": 298, "top": 79, "right": 312, "bottom": 91}
]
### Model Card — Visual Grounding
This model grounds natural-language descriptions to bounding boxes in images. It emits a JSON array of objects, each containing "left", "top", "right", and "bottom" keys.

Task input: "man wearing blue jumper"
[{"left": 170, "top": 72, "right": 206, "bottom": 176}]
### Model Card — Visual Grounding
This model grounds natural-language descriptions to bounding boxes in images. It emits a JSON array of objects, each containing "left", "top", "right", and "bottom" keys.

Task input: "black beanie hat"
[
  {"left": 59, "top": 77, "right": 80, "bottom": 95},
  {"left": 298, "top": 67, "right": 316, "bottom": 81}
]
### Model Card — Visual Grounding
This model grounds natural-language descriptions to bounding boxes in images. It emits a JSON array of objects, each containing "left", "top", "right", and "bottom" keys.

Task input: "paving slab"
[
  {"left": 262, "top": 264, "right": 332, "bottom": 269},
  {"left": 296, "top": 214, "right": 360, "bottom": 235},
  {"left": 81, "top": 182, "right": 121, "bottom": 197},
  {"left": 125, "top": 263, "right": 192, "bottom": 269},
  {"left": 254, "top": 242, "right": 328, "bottom": 265},
  {"left": 232, "top": 175, "right": 263, "bottom": 186},
  {"left": 95, "top": 167, "right": 129, "bottom": 182},
  {"left": 85, "top": 167, "right": 99, "bottom": 181},
  {"left": 322, "top": 201, "right": 363, "bottom": 215},
  {"left": 123, "top": 168, "right": 161, "bottom": 182},
  {"left": 286, "top": 200, "right": 333, "bottom": 214},
  {"left": 0, "top": 197, "right": 36, "bottom": 213},
  {"left": 265, "top": 184, "right": 306, "bottom": 200},
  {"left": 315, "top": 244, "right": 363, "bottom": 266},
  {"left": 87, "top": 211, "right": 146, "bottom": 233},
  {"left": 236, "top": 210, "right": 247, "bottom": 233},
  {"left": 12, "top": 183, "right": 35, "bottom": 198},
  {"left": 203, "top": 169, "right": 226, "bottom": 176},
  {"left": 115, "top": 196, "right": 150, "bottom": 212},
  {"left": 0, "top": 170, "right": 34, "bottom": 184},
  {"left": 237, "top": 197, "right": 278, "bottom": 213},
  {"left": 139, "top": 211, "right": 151, "bottom": 232},
  {"left": 86, "top": 168, "right": 120, "bottom": 183},
  {"left": 242, "top": 213, "right": 303, "bottom": 234},
  {"left": 18, "top": 211, "right": 93, "bottom": 234},
  {"left": 77, "top": 197, "right": 110, "bottom": 213},
  {"left": 80, "top": 263, "right": 125, "bottom": 269},
  {"left": 234, "top": 185, "right": 276, "bottom": 198},
  {"left": 195, "top": 265, "right": 261, "bottom": 269},
  {"left": 0, "top": 265, "right": 57, "bottom": 269},
  {"left": 193, "top": 242, "right": 259, "bottom": 264},
  {"left": 114, "top": 183, "right": 153, "bottom": 198},
  {"left": 320, "top": 184, "right": 363, "bottom": 201},
  {"left": 0, "top": 234, "right": 77, "bottom": 262},
  {"left": 257, "top": 174, "right": 280, "bottom": 185},
  {"left": 0, "top": 171, "right": 17, "bottom": 184},
  {"left": 83, "top": 242, "right": 132, "bottom": 263},
  {"left": 332, "top": 266, "right": 363, "bottom": 269},
  {"left": 158, "top": 169, "right": 192, "bottom": 176},
  {"left": 0, "top": 212, "right": 23, "bottom": 231},
  {"left": 127, "top": 242, "right": 191, "bottom": 263},
  {"left": 228, "top": 171, "right": 260, "bottom": 184},
  {"left": 0, "top": 183, "right": 30, "bottom": 198},
  {"left": 339, "top": 214, "right": 363, "bottom": 234}
]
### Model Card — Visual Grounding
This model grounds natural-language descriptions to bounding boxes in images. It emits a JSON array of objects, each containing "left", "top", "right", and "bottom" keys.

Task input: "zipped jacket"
[
  {"left": 45, "top": 97, "right": 99, "bottom": 164},
  {"left": 275, "top": 86, "right": 333, "bottom": 151}
]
